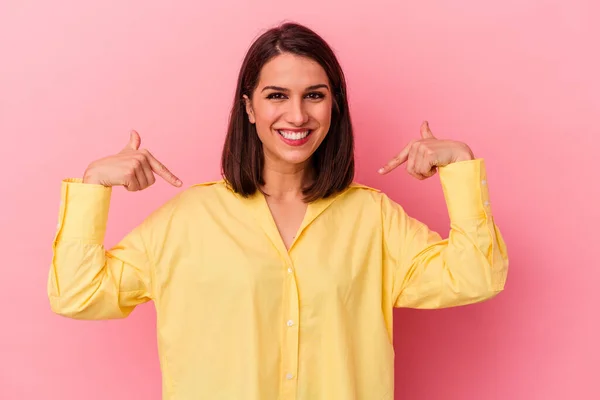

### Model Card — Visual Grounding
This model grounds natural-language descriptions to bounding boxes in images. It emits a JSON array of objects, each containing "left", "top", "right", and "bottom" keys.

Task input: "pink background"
[{"left": 1, "top": 1, "right": 598, "bottom": 399}]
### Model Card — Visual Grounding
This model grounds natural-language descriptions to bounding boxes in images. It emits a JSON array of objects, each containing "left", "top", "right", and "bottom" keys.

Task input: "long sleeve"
[
  {"left": 385, "top": 158, "right": 509, "bottom": 309},
  {"left": 48, "top": 179, "right": 164, "bottom": 320}
]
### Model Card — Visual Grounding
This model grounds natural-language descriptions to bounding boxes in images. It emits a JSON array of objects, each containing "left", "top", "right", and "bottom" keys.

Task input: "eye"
[
  {"left": 266, "top": 92, "right": 287, "bottom": 100},
  {"left": 305, "top": 92, "right": 325, "bottom": 100}
]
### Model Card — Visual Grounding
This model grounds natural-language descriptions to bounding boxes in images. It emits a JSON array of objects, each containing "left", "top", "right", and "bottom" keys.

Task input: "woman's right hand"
[{"left": 83, "top": 130, "right": 182, "bottom": 191}]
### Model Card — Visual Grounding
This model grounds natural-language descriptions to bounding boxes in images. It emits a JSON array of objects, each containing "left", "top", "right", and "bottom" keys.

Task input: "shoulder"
[
  {"left": 348, "top": 181, "right": 380, "bottom": 193},
  {"left": 344, "top": 181, "right": 384, "bottom": 201},
  {"left": 139, "top": 179, "right": 237, "bottom": 233},
  {"left": 342, "top": 181, "right": 406, "bottom": 215},
  {"left": 174, "top": 179, "right": 235, "bottom": 207},
  {"left": 148, "top": 179, "right": 231, "bottom": 215},
  {"left": 331, "top": 181, "right": 386, "bottom": 210},
  {"left": 185, "top": 179, "right": 230, "bottom": 196}
]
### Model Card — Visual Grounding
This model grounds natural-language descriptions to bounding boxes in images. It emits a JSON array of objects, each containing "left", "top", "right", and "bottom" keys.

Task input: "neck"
[{"left": 261, "top": 157, "right": 313, "bottom": 201}]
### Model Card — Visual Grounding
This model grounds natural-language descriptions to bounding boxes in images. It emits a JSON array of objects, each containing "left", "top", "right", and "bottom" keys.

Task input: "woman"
[{"left": 48, "top": 22, "right": 508, "bottom": 400}]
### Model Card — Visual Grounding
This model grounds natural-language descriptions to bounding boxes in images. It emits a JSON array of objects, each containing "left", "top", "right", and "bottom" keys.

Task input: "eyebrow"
[{"left": 261, "top": 84, "right": 330, "bottom": 92}]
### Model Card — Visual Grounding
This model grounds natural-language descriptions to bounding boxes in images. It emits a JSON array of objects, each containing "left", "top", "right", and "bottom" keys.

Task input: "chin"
[{"left": 276, "top": 150, "right": 313, "bottom": 166}]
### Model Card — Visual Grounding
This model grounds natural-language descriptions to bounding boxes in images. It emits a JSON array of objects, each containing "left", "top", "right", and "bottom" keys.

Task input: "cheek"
[
  {"left": 253, "top": 104, "right": 281, "bottom": 141},
  {"left": 254, "top": 103, "right": 281, "bottom": 126},
  {"left": 313, "top": 103, "right": 332, "bottom": 129}
]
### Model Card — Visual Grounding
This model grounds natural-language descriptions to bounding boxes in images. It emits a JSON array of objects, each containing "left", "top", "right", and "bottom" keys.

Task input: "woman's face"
[{"left": 244, "top": 52, "right": 333, "bottom": 170}]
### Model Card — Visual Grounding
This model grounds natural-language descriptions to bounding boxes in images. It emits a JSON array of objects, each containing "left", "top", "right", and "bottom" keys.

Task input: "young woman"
[{"left": 48, "top": 22, "right": 508, "bottom": 400}]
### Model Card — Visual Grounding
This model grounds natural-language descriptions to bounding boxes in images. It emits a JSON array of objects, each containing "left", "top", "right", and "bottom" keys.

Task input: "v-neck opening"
[
  {"left": 254, "top": 191, "right": 310, "bottom": 257},
  {"left": 245, "top": 192, "right": 327, "bottom": 257},
  {"left": 238, "top": 184, "right": 363, "bottom": 260}
]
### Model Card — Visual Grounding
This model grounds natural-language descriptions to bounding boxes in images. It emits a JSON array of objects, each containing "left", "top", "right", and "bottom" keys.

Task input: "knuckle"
[{"left": 140, "top": 149, "right": 152, "bottom": 159}]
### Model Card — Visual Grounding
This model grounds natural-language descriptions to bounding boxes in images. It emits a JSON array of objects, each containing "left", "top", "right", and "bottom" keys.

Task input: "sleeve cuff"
[
  {"left": 438, "top": 158, "right": 491, "bottom": 220},
  {"left": 55, "top": 178, "right": 113, "bottom": 243}
]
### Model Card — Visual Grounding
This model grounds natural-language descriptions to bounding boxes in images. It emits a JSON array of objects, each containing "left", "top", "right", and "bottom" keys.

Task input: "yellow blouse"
[{"left": 48, "top": 158, "right": 508, "bottom": 400}]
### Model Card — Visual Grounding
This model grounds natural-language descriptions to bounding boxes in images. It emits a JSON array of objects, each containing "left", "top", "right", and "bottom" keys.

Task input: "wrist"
[
  {"left": 453, "top": 145, "right": 475, "bottom": 162},
  {"left": 82, "top": 169, "right": 101, "bottom": 185}
]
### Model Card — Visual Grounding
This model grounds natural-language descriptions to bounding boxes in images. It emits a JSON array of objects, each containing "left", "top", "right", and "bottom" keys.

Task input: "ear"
[{"left": 242, "top": 94, "right": 256, "bottom": 124}]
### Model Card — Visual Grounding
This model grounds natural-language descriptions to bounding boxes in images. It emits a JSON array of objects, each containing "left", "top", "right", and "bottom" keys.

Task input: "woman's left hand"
[{"left": 378, "top": 121, "right": 475, "bottom": 180}]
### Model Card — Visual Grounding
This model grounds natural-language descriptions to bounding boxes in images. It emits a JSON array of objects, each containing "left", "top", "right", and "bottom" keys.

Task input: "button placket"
[{"left": 280, "top": 259, "right": 300, "bottom": 399}]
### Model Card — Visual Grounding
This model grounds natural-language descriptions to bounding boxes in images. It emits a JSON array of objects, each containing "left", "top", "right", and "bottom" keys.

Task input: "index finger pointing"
[
  {"left": 378, "top": 141, "right": 413, "bottom": 174},
  {"left": 142, "top": 150, "right": 182, "bottom": 187}
]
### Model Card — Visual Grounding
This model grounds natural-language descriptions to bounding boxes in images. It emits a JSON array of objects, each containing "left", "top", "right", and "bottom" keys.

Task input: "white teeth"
[{"left": 278, "top": 130, "right": 310, "bottom": 140}]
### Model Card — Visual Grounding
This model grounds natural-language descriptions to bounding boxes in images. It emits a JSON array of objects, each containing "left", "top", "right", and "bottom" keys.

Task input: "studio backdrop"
[{"left": 0, "top": 1, "right": 597, "bottom": 399}]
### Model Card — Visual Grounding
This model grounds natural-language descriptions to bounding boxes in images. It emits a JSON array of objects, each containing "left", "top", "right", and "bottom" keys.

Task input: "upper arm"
[
  {"left": 48, "top": 179, "right": 181, "bottom": 319},
  {"left": 382, "top": 159, "right": 509, "bottom": 309}
]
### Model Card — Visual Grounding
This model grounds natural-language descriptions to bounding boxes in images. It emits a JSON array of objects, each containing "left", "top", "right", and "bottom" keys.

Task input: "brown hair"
[{"left": 220, "top": 22, "right": 355, "bottom": 202}]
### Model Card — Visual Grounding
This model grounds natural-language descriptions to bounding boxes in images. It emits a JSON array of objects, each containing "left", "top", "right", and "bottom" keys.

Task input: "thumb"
[
  {"left": 420, "top": 121, "right": 435, "bottom": 139},
  {"left": 126, "top": 130, "right": 141, "bottom": 151}
]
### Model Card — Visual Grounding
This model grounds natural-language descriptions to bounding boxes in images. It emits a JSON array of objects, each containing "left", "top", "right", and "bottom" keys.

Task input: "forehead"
[{"left": 257, "top": 53, "right": 328, "bottom": 88}]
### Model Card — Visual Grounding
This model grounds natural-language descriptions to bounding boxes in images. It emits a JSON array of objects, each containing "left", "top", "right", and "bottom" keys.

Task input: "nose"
[{"left": 285, "top": 97, "right": 309, "bottom": 126}]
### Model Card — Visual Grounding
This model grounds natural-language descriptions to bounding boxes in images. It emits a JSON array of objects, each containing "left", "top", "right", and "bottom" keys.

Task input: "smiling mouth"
[{"left": 277, "top": 129, "right": 312, "bottom": 141}]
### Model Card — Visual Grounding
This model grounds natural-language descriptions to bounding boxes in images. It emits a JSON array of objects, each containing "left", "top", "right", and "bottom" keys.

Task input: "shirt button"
[
  {"left": 286, "top": 373, "right": 294, "bottom": 380},
  {"left": 287, "top": 320, "right": 294, "bottom": 327},
  {"left": 484, "top": 201, "right": 490, "bottom": 206},
  {"left": 287, "top": 268, "right": 293, "bottom": 274},
  {"left": 481, "top": 179, "right": 487, "bottom": 185}
]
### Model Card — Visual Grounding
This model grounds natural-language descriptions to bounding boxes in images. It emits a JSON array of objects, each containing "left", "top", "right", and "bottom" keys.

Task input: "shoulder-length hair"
[{"left": 220, "top": 22, "right": 355, "bottom": 202}]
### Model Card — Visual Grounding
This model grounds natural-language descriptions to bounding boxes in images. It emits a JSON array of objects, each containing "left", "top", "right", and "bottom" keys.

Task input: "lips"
[
  {"left": 277, "top": 129, "right": 312, "bottom": 140},
  {"left": 276, "top": 129, "right": 313, "bottom": 146}
]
